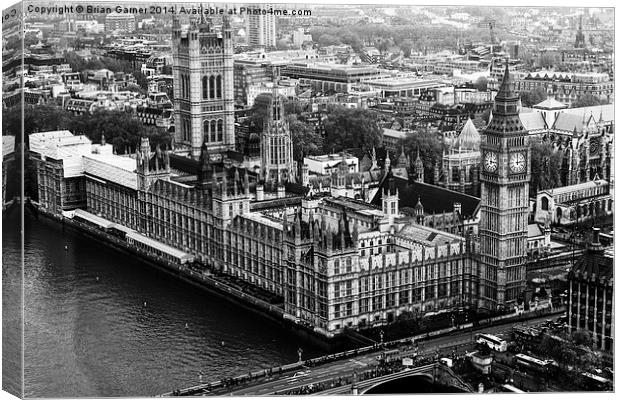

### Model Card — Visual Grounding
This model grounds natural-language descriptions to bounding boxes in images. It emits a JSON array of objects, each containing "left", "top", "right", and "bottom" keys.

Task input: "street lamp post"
[
  {"left": 380, "top": 330, "right": 384, "bottom": 345},
  {"left": 297, "top": 347, "right": 303, "bottom": 363}
]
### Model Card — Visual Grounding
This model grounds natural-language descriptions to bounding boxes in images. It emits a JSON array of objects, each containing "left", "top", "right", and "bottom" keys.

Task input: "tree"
[
  {"left": 520, "top": 87, "right": 547, "bottom": 107},
  {"left": 317, "top": 34, "right": 341, "bottom": 47},
  {"left": 573, "top": 94, "right": 603, "bottom": 108},
  {"left": 67, "top": 110, "right": 171, "bottom": 154},
  {"left": 323, "top": 106, "right": 382, "bottom": 153},
  {"left": 539, "top": 53, "right": 560, "bottom": 69},
  {"left": 248, "top": 93, "right": 275, "bottom": 129},
  {"left": 276, "top": 39, "right": 291, "bottom": 50},
  {"left": 399, "top": 126, "right": 443, "bottom": 179},
  {"left": 340, "top": 31, "right": 363, "bottom": 52},
  {"left": 479, "top": 108, "right": 491, "bottom": 125},
  {"left": 530, "top": 138, "right": 563, "bottom": 195},
  {"left": 284, "top": 99, "right": 307, "bottom": 116},
  {"left": 125, "top": 83, "right": 145, "bottom": 95},
  {"left": 572, "top": 329, "right": 593, "bottom": 347},
  {"left": 474, "top": 77, "right": 488, "bottom": 91},
  {"left": 574, "top": 346, "right": 602, "bottom": 372},
  {"left": 399, "top": 39, "right": 415, "bottom": 58},
  {"left": 133, "top": 70, "right": 149, "bottom": 90},
  {"left": 287, "top": 115, "right": 323, "bottom": 160},
  {"left": 3, "top": 104, "right": 72, "bottom": 140},
  {"left": 376, "top": 39, "right": 391, "bottom": 53}
]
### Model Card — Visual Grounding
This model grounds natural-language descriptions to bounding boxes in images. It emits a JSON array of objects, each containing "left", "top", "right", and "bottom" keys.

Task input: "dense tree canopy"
[
  {"left": 398, "top": 126, "right": 444, "bottom": 180},
  {"left": 536, "top": 329, "right": 601, "bottom": 374},
  {"left": 322, "top": 106, "right": 382, "bottom": 154},
  {"left": 573, "top": 94, "right": 607, "bottom": 108},
  {"left": 64, "top": 51, "right": 148, "bottom": 90},
  {"left": 68, "top": 110, "right": 170, "bottom": 153},
  {"left": 520, "top": 88, "right": 548, "bottom": 107},
  {"left": 474, "top": 77, "right": 488, "bottom": 91},
  {"left": 538, "top": 53, "right": 561, "bottom": 69},
  {"left": 530, "top": 138, "right": 563, "bottom": 195},
  {"left": 286, "top": 115, "right": 323, "bottom": 160},
  {"left": 3, "top": 104, "right": 170, "bottom": 154},
  {"left": 309, "top": 23, "right": 490, "bottom": 56}
]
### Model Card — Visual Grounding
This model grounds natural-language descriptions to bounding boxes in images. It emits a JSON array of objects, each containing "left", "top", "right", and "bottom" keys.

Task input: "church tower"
[
  {"left": 413, "top": 148, "right": 424, "bottom": 182},
  {"left": 173, "top": 14, "right": 234, "bottom": 159},
  {"left": 260, "top": 75, "right": 295, "bottom": 184},
  {"left": 574, "top": 15, "right": 586, "bottom": 49},
  {"left": 479, "top": 63, "right": 530, "bottom": 310}
]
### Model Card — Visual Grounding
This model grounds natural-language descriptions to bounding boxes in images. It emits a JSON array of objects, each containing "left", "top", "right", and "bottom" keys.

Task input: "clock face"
[
  {"left": 509, "top": 152, "right": 526, "bottom": 173},
  {"left": 483, "top": 152, "right": 498, "bottom": 172}
]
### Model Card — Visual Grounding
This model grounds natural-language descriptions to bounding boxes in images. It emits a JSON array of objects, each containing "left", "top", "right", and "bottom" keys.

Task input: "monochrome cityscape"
[{"left": 1, "top": 1, "right": 615, "bottom": 397}]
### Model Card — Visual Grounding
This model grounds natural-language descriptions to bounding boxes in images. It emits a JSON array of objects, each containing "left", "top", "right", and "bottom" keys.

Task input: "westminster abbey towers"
[{"left": 173, "top": 15, "right": 235, "bottom": 159}]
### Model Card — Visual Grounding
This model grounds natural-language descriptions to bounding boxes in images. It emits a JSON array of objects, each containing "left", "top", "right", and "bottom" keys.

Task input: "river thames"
[{"left": 2, "top": 210, "right": 324, "bottom": 397}]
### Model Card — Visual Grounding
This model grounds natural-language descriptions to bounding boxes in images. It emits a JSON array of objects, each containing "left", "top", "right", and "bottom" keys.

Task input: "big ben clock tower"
[{"left": 479, "top": 63, "right": 530, "bottom": 310}]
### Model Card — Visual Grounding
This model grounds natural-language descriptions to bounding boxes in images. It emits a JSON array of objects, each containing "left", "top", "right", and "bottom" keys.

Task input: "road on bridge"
[{"left": 206, "top": 313, "right": 559, "bottom": 396}]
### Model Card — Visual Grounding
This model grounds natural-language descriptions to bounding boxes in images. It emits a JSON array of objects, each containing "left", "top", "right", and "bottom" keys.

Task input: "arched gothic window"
[
  {"left": 217, "top": 120, "right": 223, "bottom": 142},
  {"left": 203, "top": 120, "right": 209, "bottom": 140},
  {"left": 210, "top": 120, "right": 216, "bottom": 142},
  {"left": 209, "top": 76, "right": 215, "bottom": 99},
  {"left": 216, "top": 75, "right": 222, "bottom": 98},
  {"left": 202, "top": 76, "right": 208, "bottom": 99}
]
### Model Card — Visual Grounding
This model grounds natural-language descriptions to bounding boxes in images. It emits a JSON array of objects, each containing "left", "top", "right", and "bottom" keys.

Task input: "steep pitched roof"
[
  {"left": 453, "top": 118, "right": 480, "bottom": 150},
  {"left": 563, "top": 104, "right": 614, "bottom": 122},
  {"left": 519, "top": 112, "right": 547, "bottom": 131},
  {"left": 527, "top": 223, "right": 544, "bottom": 238},
  {"left": 551, "top": 112, "right": 586, "bottom": 132},
  {"left": 371, "top": 173, "right": 480, "bottom": 218},
  {"left": 533, "top": 97, "right": 567, "bottom": 110}
]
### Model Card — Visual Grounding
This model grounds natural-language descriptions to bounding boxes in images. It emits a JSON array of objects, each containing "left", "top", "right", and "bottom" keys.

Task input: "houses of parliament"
[{"left": 31, "top": 17, "right": 537, "bottom": 337}]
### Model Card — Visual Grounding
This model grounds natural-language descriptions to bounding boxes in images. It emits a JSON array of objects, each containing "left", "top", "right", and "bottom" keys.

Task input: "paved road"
[{"left": 207, "top": 313, "right": 561, "bottom": 396}]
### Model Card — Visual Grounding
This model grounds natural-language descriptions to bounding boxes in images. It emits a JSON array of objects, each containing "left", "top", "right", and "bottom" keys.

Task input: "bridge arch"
[{"left": 360, "top": 372, "right": 435, "bottom": 394}]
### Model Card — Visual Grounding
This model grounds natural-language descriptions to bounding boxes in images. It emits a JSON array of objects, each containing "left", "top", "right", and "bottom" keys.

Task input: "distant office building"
[
  {"left": 367, "top": 77, "right": 446, "bottom": 99},
  {"left": 105, "top": 13, "right": 136, "bottom": 33},
  {"left": 515, "top": 71, "right": 613, "bottom": 106},
  {"left": 292, "top": 28, "right": 312, "bottom": 48},
  {"left": 282, "top": 63, "right": 382, "bottom": 94},
  {"left": 246, "top": 5, "right": 276, "bottom": 48},
  {"left": 234, "top": 60, "right": 274, "bottom": 106}
]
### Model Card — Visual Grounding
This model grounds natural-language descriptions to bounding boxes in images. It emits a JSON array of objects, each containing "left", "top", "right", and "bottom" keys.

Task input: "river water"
[{"left": 2, "top": 210, "right": 323, "bottom": 397}]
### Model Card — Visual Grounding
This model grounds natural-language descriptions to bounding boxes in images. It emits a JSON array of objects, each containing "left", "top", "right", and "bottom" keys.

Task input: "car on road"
[{"left": 293, "top": 371, "right": 310, "bottom": 378}]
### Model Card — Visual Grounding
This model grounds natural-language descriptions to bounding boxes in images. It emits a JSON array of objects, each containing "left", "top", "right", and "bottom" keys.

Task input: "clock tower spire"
[{"left": 479, "top": 62, "right": 530, "bottom": 310}]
